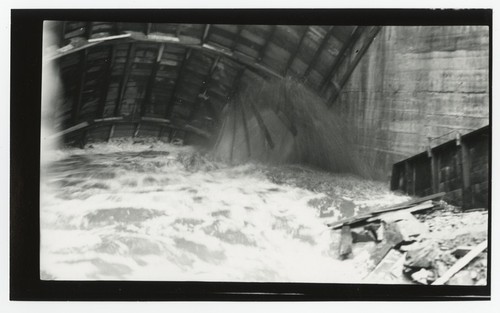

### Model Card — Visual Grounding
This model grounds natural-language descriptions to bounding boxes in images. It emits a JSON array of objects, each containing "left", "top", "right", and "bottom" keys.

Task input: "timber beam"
[
  {"left": 46, "top": 29, "right": 284, "bottom": 80},
  {"left": 114, "top": 43, "right": 136, "bottom": 116},
  {"left": 141, "top": 43, "right": 165, "bottom": 116},
  {"left": 320, "top": 26, "right": 364, "bottom": 93},
  {"left": 328, "top": 26, "right": 382, "bottom": 105},
  {"left": 71, "top": 49, "right": 88, "bottom": 124},
  {"left": 188, "top": 55, "right": 221, "bottom": 121},
  {"left": 303, "top": 26, "right": 334, "bottom": 79},
  {"left": 96, "top": 45, "right": 116, "bottom": 118},
  {"left": 165, "top": 48, "right": 192, "bottom": 119},
  {"left": 257, "top": 25, "right": 277, "bottom": 61},
  {"left": 285, "top": 26, "right": 309, "bottom": 76}
]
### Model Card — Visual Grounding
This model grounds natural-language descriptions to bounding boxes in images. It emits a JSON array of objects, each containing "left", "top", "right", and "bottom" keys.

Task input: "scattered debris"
[
  {"left": 330, "top": 192, "right": 488, "bottom": 285},
  {"left": 411, "top": 268, "right": 434, "bottom": 285},
  {"left": 432, "top": 240, "right": 487, "bottom": 285},
  {"left": 404, "top": 240, "right": 439, "bottom": 269}
]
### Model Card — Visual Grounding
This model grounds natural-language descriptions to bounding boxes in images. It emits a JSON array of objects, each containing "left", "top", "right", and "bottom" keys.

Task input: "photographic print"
[{"left": 10, "top": 9, "right": 492, "bottom": 300}]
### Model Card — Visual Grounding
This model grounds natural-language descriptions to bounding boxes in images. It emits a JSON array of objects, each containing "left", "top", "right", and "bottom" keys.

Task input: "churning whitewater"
[{"left": 40, "top": 139, "right": 409, "bottom": 282}]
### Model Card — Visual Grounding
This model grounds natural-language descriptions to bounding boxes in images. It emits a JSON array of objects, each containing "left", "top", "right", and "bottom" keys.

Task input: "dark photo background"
[{"left": 10, "top": 8, "right": 492, "bottom": 301}]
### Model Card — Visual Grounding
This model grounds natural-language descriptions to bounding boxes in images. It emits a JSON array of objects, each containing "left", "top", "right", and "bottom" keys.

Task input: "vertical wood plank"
[
  {"left": 165, "top": 48, "right": 190, "bottom": 119},
  {"left": 96, "top": 45, "right": 116, "bottom": 118},
  {"left": 285, "top": 26, "right": 308, "bottom": 76},
  {"left": 240, "top": 104, "right": 251, "bottom": 158},
  {"left": 141, "top": 43, "right": 164, "bottom": 117},
  {"left": 257, "top": 25, "right": 277, "bottom": 61},
  {"left": 320, "top": 26, "right": 363, "bottom": 92},
  {"left": 114, "top": 43, "right": 136, "bottom": 117},
  {"left": 460, "top": 139, "right": 472, "bottom": 208},
  {"left": 339, "top": 225, "right": 353, "bottom": 259},
  {"left": 431, "top": 150, "right": 440, "bottom": 194},
  {"left": 303, "top": 26, "right": 333, "bottom": 79},
  {"left": 72, "top": 49, "right": 88, "bottom": 124}
]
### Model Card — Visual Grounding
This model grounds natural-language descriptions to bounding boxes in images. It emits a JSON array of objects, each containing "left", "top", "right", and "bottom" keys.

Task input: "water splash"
[
  {"left": 40, "top": 140, "right": 409, "bottom": 282},
  {"left": 212, "top": 78, "right": 373, "bottom": 178}
]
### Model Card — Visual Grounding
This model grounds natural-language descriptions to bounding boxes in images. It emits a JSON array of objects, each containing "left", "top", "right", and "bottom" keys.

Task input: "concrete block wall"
[{"left": 333, "top": 26, "right": 489, "bottom": 180}]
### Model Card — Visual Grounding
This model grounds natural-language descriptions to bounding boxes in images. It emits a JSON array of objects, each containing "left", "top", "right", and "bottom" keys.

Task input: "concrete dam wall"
[{"left": 333, "top": 26, "right": 489, "bottom": 180}]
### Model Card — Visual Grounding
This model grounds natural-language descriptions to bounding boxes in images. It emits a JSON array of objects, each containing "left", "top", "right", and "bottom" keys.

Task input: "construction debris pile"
[{"left": 328, "top": 193, "right": 488, "bottom": 285}]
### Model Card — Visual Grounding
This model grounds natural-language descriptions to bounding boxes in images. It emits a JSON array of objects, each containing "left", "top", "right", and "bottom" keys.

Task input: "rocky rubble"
[{"left": 333, "top": 198, "right": 488, "bottom": 285}]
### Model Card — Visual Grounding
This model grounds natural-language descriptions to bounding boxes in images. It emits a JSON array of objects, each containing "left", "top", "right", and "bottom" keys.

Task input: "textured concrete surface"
[{"left": 334, "top": 26, "right": 489, "bottom": 180}]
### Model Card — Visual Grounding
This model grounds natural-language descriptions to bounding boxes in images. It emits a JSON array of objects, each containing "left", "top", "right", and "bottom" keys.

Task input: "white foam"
[{"left": 40, "top": 141, "right": 409, "bottom": 282}]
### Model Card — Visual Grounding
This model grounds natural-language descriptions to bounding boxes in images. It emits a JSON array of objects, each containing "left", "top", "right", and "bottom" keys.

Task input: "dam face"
[{"left": 37, "top": 21, "right": 490, "bottom": 285}]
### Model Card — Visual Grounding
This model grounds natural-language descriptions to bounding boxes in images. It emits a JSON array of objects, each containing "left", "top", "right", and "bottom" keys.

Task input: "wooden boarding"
[
  {"left": 48, "top": 122, "right": 89, "bottom": 140},
  {"left": 370, "top": 192, "right": 445, "bottom": 215},
  {"left": 432, "top": 240, "right": 487, "bottom": 285},
  {"left": 339, "top": 225, "right": 353, "bottom": 258},
  {"left": 329, "top": 192, "right": 444, "bottom": 230}
]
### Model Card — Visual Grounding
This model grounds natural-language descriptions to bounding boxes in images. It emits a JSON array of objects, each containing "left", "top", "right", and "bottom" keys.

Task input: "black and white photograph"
[
  {"left": 8, "top": 7, "right": 495, "bottom": 304},
  {"left": 38, "top": 18, "right": 490, "bottom": 283}
]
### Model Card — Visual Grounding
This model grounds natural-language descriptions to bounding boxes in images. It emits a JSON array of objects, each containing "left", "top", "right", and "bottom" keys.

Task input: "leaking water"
[{"left": 40, "top": 139, "right": 409, "bottom": 282}]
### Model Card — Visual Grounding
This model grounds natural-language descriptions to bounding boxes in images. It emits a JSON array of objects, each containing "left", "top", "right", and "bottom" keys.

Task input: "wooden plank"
[
  {"left": 184, "top": 124, "right": 211, "bottom": 139},
  {"left": 285, "top": 26, "right": 308, "bottom": 75},
  {"left": 188, "top": 55, "right": 220, "bottom": 121},
  {"left": 412, "top": 161, "right": 417, "bottom": 195},
  {"left": 114, "top": 43, "right": 136, "bottom": 116},
  {"left": 141, "top": 116, "right": 171, "bottom": 124},
  {"left": 431, "top": 149, "right": 440, "bottom": 193},
  {"left": 369, "top": 242, "right": 393, "bottom": 266},
  {"left": 329, "top": 193, "right": 445, "bottom": 230},
  {"left": 45, "top": 39, "right": 103, "bottom": 63},
  {"left": 390, "top": 164, "right": 399, "bottom": 191},
  {"left": 165, "top": 48, "right": 191, "bottom": 119},
  {"left": 107, "top": 124, "right": 115, "bottom": 141},
  {"left": 370, "top": 192, "right": 445, "bottom": 215},
  {"left": 328, "top": 26, "right": 382, "bottom": 104},
  {"left": 213, "top": 109, "right": 229, "bottom": 151},
  {"left": 85, "top": 22, "right": 94, "bottom": 40},
  {"left": 431, "top": 240, "right": 487, "bottom": 285},
  {"left": 201, "top": 24, "right": 211, "bottom": 44},
  {"left": 303, "top": 26, "right": 333, "bottom": 79},
  {"left": 240, "top": 104, "right": 252, "bottom": 157},
  {"left": 320, "top": 26, "right": 363, "bottom": 92},
  {"left": 257, "top": 25, "right": 277, "bottom": 61},
  {"left": 272, "top": 108, "right": 298, "bottom": 136},
  {"left": 231, "top": 25, "right": 244, "bottom": 51},
  {"left": 47, "top": 31, "right": 284, "bottom": 80},
  {"left": 141, "top": 43, "right": 165, "bottom": 116},
  {"left": 227, "top": 67, "right": 246, "bottom": 162},
  {"left": 405, "top": 161, "right": 412, "bottom": 195},
  {"left": 249, "top": 101, "right": 275, "bottom": 150},
  {"left": 48, "top": 122, "right": 90, "bottom": 140},
  {"left": 339, "top": 225, "right": 353, "bottom": 259},
  {"left": 71, "top": 49, "right": 88, "bottom": 124},
  {"left": 133, "top": 123, "right": 140, "bottom": 137},
  {"left": 229, "top": 103, "right": 238, "bottom": 163},
  {"left": 87, "top": 33, "right": 131, "bottom": 43},
  {"left": 460, "top": 140, "right": 472, "bottom": 208},
  {"left": 365, "top": 249, "right": 409, "bottom": 283},
  {"left": 96, "top": 45, "right": 116, "bottom": 118},
  {"left": 94, "top": 116, "right": 124, "bottom": 123}
]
